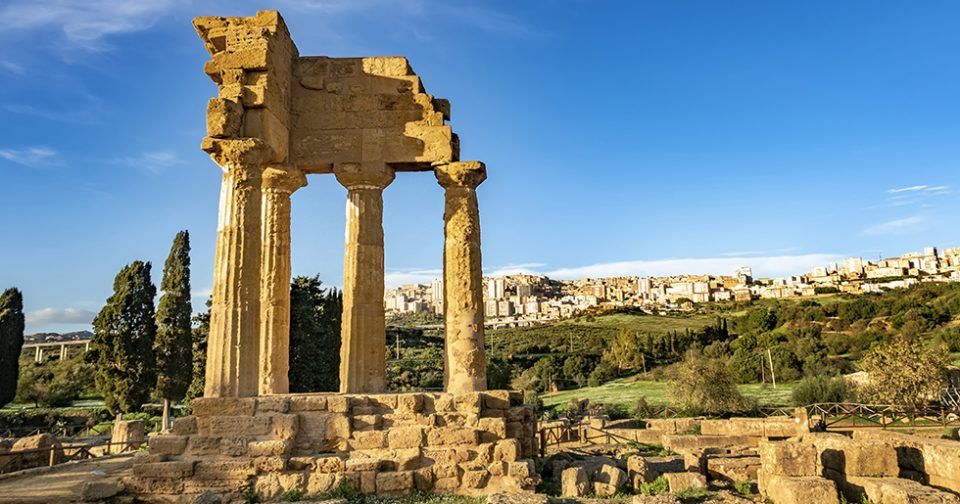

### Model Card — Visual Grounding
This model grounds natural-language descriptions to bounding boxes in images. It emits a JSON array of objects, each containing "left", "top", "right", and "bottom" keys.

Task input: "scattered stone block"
[
  {"left": 758, "top": 471, "right": 839, "bottom": 504},
  {"left": 593, "top": 463, "right": 628, "bottom": 496},
  {"left": 758, "top": 440, "right": 819, "bottom": 477},
  {"left": 80, "top": 479, "right": 122, "bottom": 501},
  {"left": 664, "top": 471, "right": 706, "bottom": 493},
  {"left": 847, "top": 476, "right": 960, "bottom": 504},
  {"left": 561, "top": 466, "right": 589, "bottom": 497}
]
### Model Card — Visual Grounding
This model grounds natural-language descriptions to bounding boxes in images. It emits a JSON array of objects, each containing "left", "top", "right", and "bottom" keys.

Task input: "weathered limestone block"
[
  {"left": 846, "top": 476, "right": 960, "bottom": 504},
  {"left": 664, "top": 471, "right": 707, "bottom": 493},
  {"left": 758, "top": 440, "right": 819, "bottom": 477},
  {"left": 593, "top": 463, "right": 628, "bottom": 496},
  {"left": 80, "top": 479, "right": 122, "bottom": 502},
  {"left": 706, "top": 455, "right": 760, "bottom": 482},
  {"left": 758, "top": 471, "right": 839, "bottom": 504},
  {"left": 376, "top": 471, "right": 415, "bottom": 494},
  {"left": 149, "top": 435, "right": 188, "bottom": 456},
  {"left": 11, "top": 433, "right": 64, "bottom": 466},
  {"left": 206, "top": 98, "right": 243, "bottom": 138},
  {"left": 193, "top": 397, "right": 258, "bottom": 417},
  {"left": 428, "top": 427, "right": 480, "bottom": 446},
  {"left": 560, "top": 467, "right": 590, "bottom": 497},
  {"left": 134, "top": 461, "right": 196, "bottom": 479},
  {"left": 290, "top": 395, "right": 327, "bottom": 412},
  {"left": 627, "top": 455, "right": 685, "bottom": 487},
  {"left": 803, "top": 432, "right": 899, "bottom": 478},
  {"left": 112, "top": 420, "right": 146, "bottom": 452},
  {"left": 387, "top": 427, "right": 425, "bottom": 449},
  {"left": 172, "top": 416, "right": 198, "bottom": 436}
]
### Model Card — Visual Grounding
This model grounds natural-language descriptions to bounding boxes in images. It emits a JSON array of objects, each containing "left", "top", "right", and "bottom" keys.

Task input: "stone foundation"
[{"left": 127, "top": 391, "right": 538, "bottom": 502}]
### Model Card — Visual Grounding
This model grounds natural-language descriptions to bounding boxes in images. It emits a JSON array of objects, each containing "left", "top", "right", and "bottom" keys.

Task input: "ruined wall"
[{"left": 128, "top": 392, "right": 538, "bottom": 502}]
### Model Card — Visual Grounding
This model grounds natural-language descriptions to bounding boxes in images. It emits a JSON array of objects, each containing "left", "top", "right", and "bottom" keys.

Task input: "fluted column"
[
  {"left": 203, "top": 139, "right": 271, "bottom": 398},
  {"left": 334, "top": 162, "right": 395, "bottom": 393},
  {"left": 259, "top": 167, "right": 307, "bottom": 395},
  {"left": 436, "top": 161, "right": 488, "bottom": 393}
]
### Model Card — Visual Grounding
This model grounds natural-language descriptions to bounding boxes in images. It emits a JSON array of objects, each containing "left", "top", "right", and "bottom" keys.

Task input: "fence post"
[{"left": 48, "top": 446, "right": 55, "bottom": 467}]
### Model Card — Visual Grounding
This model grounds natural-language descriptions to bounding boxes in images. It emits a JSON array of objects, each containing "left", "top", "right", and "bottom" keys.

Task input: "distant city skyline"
[{"left": 2, "top": 1, "right": 958, "bottom": 333}]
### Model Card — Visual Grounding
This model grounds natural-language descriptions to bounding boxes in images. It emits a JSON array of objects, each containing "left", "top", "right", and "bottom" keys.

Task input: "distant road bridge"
[{"left": 20, "top": 340, "right": 90, "bottom": 363}]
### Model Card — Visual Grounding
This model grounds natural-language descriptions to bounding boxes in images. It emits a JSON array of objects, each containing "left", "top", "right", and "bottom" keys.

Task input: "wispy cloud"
[
  {"left": 862, "top": 215, "right": 928, "bottom": 236},
  {"left": 866, "top": 184, "right": 951, "bottom": 210},
  {"left": 25, "top": 307, "right": 95, "bottom": 326},
  {"left": 0, "top": 146, "right": 57, "bottom": 166},
  {"left": 386, "top": 268, "right": 442, "bottom": 288},
  {"left": 0, "top": 0, "right": 183, "bottom": 52},
  {"left": 0, "top": 60, "right": 24, "bottom": 74},
  {"left": 2, "top": 103, "right": 102, "bottom": 125},
  {"left": 886, "top": 185, "right": 950, "bottom": 194},
  {"left": 112, "top": 151, "right": 184, "bottom": 174}
]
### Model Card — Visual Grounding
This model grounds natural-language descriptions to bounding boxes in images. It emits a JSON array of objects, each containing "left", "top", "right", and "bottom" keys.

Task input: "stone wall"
[
  {"left": 758, "top": 432, "right": 960, "bottom": 504},
  {"left": 127, "top": 391, "right": 538, "bottom": 502}
]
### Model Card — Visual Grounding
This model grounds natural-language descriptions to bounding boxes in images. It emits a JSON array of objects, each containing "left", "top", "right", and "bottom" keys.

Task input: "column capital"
[
  {"left": 334, "top": 162, "right": 395, "bottom": 190},
  {"left": 202, "top": 137, "right": 274, "bottom": 170},
  {"left": 435, "top": 161, "right": 486, "bottom": 190},
  {"left": 262, "top": 167, "right": 307, "bottom": 193}
]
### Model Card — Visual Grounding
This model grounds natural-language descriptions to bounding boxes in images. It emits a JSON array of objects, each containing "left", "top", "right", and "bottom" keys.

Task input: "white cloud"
[
  {"left": 388, "top": 253, "right": 843, "bottom": 287},
  {"left": 385, "top": 268, "right": 442, "bottom": 288},
  {"left": 0, "top": 146, "right": 57, "bottom": 166},
  {"left": 0, "top": 0, "right": 182, "bottom": 51},
  {"left": 112, "top": 151, "right": 184, "bottom": 174},
  {"left": 862, "top": 215, "right": 927, "bottom": 236},
  {"left": 538, "top": 254, "right": 842, "bottom": 280},
  {"left": 25, "top": 307, "right": 95, "bottom": 326}
]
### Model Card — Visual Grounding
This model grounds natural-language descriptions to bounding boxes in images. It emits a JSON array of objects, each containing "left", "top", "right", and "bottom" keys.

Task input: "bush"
[
  {"left": 668, "top": 353, "right": 752, "bottom": 415},
  {"left": 15, "top": 358, "right": 93, "bottom": 407},
  {"left": 603, "top": 403, "right": 629, "bottom": 420},
  {"left": 792, "top": 376, "right": 856, "bottom": 405},
  {"left": 859, "top": 336, "right": 949, "bottom": 410},
  {"left": 638, "top": 476, "right": 669, "bottom": 495}
]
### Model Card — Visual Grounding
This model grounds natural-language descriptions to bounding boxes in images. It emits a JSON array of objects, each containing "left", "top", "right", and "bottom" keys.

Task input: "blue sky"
[{"left": 1, "top": 0, "right": 958, "bottom": 333}]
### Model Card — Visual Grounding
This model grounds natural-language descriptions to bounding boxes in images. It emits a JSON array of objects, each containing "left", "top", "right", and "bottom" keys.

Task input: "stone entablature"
[{"left": 128, "top": 392, "right": 538, "bottom": 502}]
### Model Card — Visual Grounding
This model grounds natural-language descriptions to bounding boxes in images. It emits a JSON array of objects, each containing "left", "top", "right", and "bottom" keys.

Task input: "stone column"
[
  {"left": 334, "top": 162, "right": 395, "bottom": 393},
  {"left": 436, "top": 161, "right": 488, "bottom": 393},
  {"left": 259, "top": 167, "right": 307, "bottom": 395},
  {"left": 203, "top": 138, "right": 270, "bottom": 398}
]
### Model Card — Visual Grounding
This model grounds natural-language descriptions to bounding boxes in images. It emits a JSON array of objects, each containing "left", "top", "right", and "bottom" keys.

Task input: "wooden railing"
[
  {"left": 804, "top": 402, "right": 960, "bottom": 429},
  {"left": 0, "top": 439, "right": 144, "bottom": 474}
]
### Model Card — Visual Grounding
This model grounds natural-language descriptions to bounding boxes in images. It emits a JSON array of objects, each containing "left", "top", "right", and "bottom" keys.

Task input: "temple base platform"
[{"left": 126, "top": 391, "right": 539, "bottom": 503}]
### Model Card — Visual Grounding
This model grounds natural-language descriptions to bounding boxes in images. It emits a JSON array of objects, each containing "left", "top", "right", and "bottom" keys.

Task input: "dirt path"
[{"left": 0, "top": 454, "right": 135, "bottom": 503}]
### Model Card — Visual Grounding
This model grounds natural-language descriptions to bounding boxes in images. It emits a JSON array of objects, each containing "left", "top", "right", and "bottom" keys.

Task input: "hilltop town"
[{"left": 386, "top": 245, "right": 960, "bottom": 326}]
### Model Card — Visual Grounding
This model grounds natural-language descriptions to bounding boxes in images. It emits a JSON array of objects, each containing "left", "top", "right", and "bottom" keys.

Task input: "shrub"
[
  {"left": 668, "top": 353, "right": 752, "bottom": 415},
  {"left": 792, "top": 376, "right": 856, "bottom": 405},
  {"left": 638, "top": 476, "right": 669, "bottom": 495},
  {"left": 603, "top": 403, "right": 629, "bottom": 420}
]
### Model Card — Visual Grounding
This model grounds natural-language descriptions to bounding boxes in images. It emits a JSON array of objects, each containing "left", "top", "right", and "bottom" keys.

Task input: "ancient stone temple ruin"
[{"left": 127, "top": 10, "right": 537, "bottom": 502}]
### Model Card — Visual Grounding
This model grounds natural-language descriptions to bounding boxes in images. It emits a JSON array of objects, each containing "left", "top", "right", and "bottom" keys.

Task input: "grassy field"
[{"left": 541, "top": 376, "right": 796, "bottom": 409}]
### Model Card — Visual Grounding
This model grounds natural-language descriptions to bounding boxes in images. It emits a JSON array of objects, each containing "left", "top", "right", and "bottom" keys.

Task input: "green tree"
[
  {"left": 154, "top": 231, "right": 192, "bottom": 429},
  {"left": 668, "top": 352, "right": 752, "bottom": 415},
  {"left": 859, "top": 335, "right": 949, "bottom": 410},
  {"left": 186, "top": 300, "right": 210, "bottom": 400},
  {"left": 0, "top": 288, "right": 25, "bottom": 407},
  {"left": 89, "top": 261, "right": 157, "bottom": 414},
  {"left": 16, "top": 357, "right": 93, "bottom": 407},
  {"left": 289, "top": 276, "right": 342, "bottom": 392}
]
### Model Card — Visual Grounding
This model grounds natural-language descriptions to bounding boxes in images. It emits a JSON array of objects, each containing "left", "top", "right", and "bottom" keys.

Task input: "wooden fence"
[{"left": 0, "top": 439, "right": 144, "bottom": 474}]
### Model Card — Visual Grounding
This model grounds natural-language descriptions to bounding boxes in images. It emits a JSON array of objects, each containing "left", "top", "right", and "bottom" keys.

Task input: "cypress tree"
[
  {"left": 0, "top": 288, "right": 25, "bottom": 408},
  {"left": 90, "top": 261, "right": 157, "bottom": 414},
  {"left": 289, "top": 276, "right": 342, "bottom": 392},
  {"left": 186, "top": 299, "right": 210, "bottom": 401},
  {"left": 154, "top": 231, "right": 192, "bottom": 428}
]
